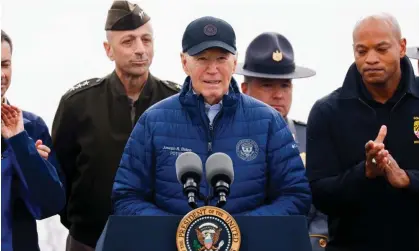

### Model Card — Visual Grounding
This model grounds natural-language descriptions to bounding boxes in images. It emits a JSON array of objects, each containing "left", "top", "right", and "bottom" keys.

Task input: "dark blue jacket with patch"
[
  {"left": 1, "top": 110, "right": 66, "bottom": 251},
  {"left": 112, "top": 77, "right": 311, "bottom": 216}
]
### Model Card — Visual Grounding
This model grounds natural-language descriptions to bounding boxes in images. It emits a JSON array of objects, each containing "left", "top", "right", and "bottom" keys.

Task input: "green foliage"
[{"left": 193, "top": 240, "right": 201, "bottom": 251}]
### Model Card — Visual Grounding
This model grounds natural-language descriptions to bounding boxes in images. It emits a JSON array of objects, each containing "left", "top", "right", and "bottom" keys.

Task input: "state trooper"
[{"left": 235, "top": 32, "right": 329, "bottom": 251}]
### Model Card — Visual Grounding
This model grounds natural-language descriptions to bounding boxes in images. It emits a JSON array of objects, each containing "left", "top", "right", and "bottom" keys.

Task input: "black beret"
[{"left": 105, "top": 1, "right": 150, "bottom": 31}]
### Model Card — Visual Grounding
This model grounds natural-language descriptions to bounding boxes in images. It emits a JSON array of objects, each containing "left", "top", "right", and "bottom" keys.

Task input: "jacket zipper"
[
  {"left": 358, "top": 98, "right": 376, "bottom": 115},
  {"left": 208, "top": 112, "right": 221, "bottom": 153},
  {"left": 198, "top": 97, "right": 222, "bottom": 153},
  {"left": 208, "top": 124, "right": 213, "bottom": 152},
  {"left": 358, "top": 92, "right": 407, "bottom": 116},
  {"left": 198, "top": 98, "right": 223, "bottom": 204},
  {"left": 389, "top": 93, "right": 407, "bottom": 114}
]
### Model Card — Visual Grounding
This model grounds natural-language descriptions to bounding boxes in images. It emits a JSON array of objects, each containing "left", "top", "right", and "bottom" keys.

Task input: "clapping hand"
[
  {"left": 365, "top": 125, "right": 410, "bottom": 188},
  {"left": 365, "top": 125, "right": 388, "bottom": 178},
  {"left": 36, "top": 139, "right": 51, "bottom": 160},
  {"left": 1, "top": 103, "right": 24, "bottom": 139},
  {"left": 383, "top": 155, "right": 410, "bottom": 188}
]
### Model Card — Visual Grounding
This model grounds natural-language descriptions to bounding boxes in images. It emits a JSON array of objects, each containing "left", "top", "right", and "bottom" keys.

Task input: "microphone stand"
[
  {"left": 184, "top": 178, "right": 199, "bottom": 209},
  {"left": 202, "top": 194, "right": 226, "bottom": 208},
  {"left": 214, "top": 180, "right": 229, "bottom": 208},
  {"left": 199, "top": 193, "right": 210, "bottom": 206},
  {"left": 195, "top": 181, "right": 230, "bottom": 208}
]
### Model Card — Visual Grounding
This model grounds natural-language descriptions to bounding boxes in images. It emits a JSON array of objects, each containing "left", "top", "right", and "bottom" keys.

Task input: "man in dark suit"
[{"left": 235, "top": 32, "right": 329, "bottom": 251}]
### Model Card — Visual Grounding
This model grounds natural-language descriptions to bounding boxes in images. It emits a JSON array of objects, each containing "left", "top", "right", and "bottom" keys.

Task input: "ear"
[
  {"left": 180, "top": 52, "right": 190, "bottom": 76},
  {"left": 241, "top": 82, "right": 249, "bottom": 94},
  {"left": 399, "top": 38, "right": 407, "bottom": 58},
  {"left": 103, "top": 41, "right": 114, "bottom": 61}
]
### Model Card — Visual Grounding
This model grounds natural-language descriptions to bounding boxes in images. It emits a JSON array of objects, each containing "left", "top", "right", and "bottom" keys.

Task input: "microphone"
[
  {"left": 205, "top": 153, "right": 234, "bottom": 208},
  {"left": 176, "top": 152, "right": 203, "bottom": 209}
]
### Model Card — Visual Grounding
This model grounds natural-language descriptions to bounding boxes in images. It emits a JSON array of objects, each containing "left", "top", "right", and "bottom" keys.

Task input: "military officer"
[
  {"left": 51, "top": 1, "right": 180, "bottom": 250},
  {"left": 235, "top": 32, "right": 329, "bottom": 251},
  {"left": 406, "top": 46, "right": 419, "bottom": 72}
]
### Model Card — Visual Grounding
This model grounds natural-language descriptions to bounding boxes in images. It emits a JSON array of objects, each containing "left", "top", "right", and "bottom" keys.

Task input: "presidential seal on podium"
[{"left": 176, "top": 206, "right": 241, "bottom": 251}]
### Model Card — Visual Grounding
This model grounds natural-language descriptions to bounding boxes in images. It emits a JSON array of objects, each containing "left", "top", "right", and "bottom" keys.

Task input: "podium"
[{"left": 95, "top": 214, "right": 312, "bottom": 251}]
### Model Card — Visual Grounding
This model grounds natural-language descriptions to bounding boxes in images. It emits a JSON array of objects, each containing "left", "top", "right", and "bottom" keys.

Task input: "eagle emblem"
[
  {"left": 414, "top": 120, "right": 419, "bottom": 139},
  {"left": 236, "top": 139, "right": 259, "bottom": 161},
  {"left": 195, "top": 224, "right": 223, "bottom": 251},
  {"left": 272, "top": 50, "right": 283, "bottom": 62},
  {"left": 176, "top": 206, "right": 241, "bottom": 251}
]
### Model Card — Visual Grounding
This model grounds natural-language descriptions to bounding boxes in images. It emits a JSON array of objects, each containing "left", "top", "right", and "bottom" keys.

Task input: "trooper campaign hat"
[
  {"left": 105, "top": 0, "right": 150, "bottom": 30},
  {"left": 406, "top": 46, "right": 419, "bottom": 60},
  {"left": 235, "top": 32, "right": 315, "bottom": 79}
]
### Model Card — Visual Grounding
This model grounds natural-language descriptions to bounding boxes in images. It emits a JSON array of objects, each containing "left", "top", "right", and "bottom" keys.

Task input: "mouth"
[
  {"left": 364, "top": 68, "right": 384, "bottom": 73},
  {"left": 203, "top": 80, "right": 221, "bottom": 85},
  {"left": 131, "top": 60, "right": 148, "bottom": 65},
  {"left": 271, "top": 105, "right": 284, "bottom": 112}
]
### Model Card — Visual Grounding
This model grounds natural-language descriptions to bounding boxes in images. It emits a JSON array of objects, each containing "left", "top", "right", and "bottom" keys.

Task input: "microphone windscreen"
[
  {"left": 175, "top": 152, "right": 203, "bottom": 184},
  {"left": 205, "top": 152, "right": 234, "bottom": 185}
]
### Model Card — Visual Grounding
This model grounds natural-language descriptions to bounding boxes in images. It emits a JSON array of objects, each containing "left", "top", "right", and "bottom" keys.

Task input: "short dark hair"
[
  {"left": 1, "top": 30, "right": 13, "bottom": 53},
  {"left": 243, "top": 76, "right": 254, "bottom": 84}
]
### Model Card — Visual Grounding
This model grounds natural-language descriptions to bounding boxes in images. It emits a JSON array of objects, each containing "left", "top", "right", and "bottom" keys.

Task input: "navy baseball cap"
[{"left": 182, "top": 16, "right": 236, "bottom": 56}]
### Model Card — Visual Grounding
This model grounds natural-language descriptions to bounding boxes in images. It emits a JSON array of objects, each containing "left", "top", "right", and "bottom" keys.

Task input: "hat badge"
[
  {"left": 203, "top": 24, "right": 217, "bottom": 36},
  {"left": 272, "top": 50, "right": 283, "bottom": 62},
  {"left": 138, "top": 10, "right": 145, "bottom": 19}
]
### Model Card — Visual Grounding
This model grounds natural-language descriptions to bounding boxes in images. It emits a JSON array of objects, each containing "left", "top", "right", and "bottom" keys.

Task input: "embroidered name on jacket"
[{"left": 163, "top": 145, "right": 192, "bottom": 156}]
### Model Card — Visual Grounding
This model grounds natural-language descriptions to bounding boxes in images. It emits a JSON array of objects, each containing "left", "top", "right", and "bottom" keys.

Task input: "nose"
[
  {"left": 134, "top": 38, "right": 146, "bottom": 55},
  {"left": 206, "top": 60, "right": 218, "bottom": 75},
  {"left": 365, "top": 51, "right": 379, "bottom": 65},
  {"left": 1, "top": 70, "right": 5, "bottom": 79},
  {"left": 272, "top": 86, "right": 284, "bottom": 99}
]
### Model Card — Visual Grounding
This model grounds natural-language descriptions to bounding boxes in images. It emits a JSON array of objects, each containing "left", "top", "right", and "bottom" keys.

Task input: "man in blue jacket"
[
  {"left": 236, "top": 32, "right": 328, "bottom": 250},
  {"left": 306, "top": 14, "right": 419, "bottom": 251},
  {"left": 111, "top": 16, "right": 311, "bottom": 216},
  {"left": 1, "top": 30, "right": 66, "bottom": 251}
]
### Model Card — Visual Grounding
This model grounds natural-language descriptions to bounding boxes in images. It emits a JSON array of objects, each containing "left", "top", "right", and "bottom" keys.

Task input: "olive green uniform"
[{"left": 51, "top": 71, "right": 180, "bottom": 247}]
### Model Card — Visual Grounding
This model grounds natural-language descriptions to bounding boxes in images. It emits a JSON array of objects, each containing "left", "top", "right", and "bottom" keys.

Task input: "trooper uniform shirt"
[
  {"left": 287, "top": 118, "right": 308, "bottom": 166},
  {"left": 287, "top": 118, "right": 307, "bottom": 152},
  {"left": 51, "top": 71, "right": 180, "bottom": 247},
  {"left": 287, "top": 117, "right": 329, "bottom": 251}
]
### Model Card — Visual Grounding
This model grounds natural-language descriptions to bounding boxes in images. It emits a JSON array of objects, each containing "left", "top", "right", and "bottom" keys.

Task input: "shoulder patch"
[
  {"left": 162, "top": 80, "right": 182, "bottom": 92},
  {"left": 63, "top": 78, "right": 104, "bottom": 99},
  {"left": 293, "top": 119, "right": 307, "bottom": 126}
]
